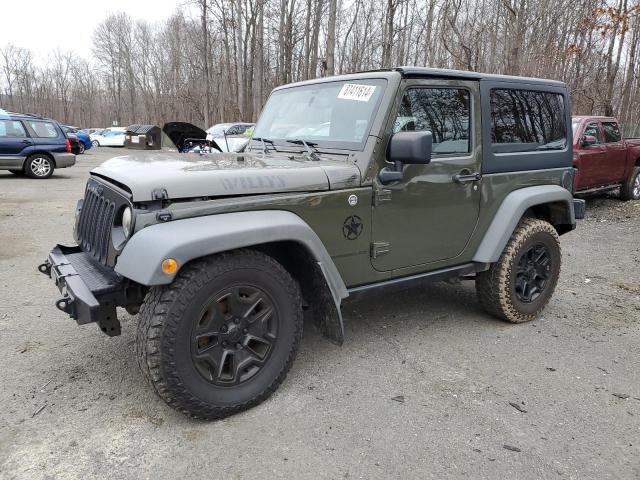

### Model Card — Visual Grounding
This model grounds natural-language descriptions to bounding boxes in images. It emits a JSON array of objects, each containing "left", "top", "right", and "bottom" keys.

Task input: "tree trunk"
[{"left": 326, "top": 0, "right": 337, "bottom": 75}]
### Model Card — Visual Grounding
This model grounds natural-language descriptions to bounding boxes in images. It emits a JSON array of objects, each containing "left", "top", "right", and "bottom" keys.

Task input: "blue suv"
[{"left": 0, "top": 110, "right": 76, "bottom": 179}]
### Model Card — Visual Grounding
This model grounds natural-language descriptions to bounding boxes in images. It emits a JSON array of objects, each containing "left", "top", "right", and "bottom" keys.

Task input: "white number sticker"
[{"left": 338, "top": 83, "right": 376, "bottom": 102}]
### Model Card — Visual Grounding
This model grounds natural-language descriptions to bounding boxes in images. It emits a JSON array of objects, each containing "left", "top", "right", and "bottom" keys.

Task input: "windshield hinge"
[
  {"left": 151, "top": 188, "right": 168, "bottom": 200},
  {"left": 373, "top": 188, "right": 392, "bottom": 206},
  {"left": 371, "top": 241, "right": 391, "bottom": 259}
]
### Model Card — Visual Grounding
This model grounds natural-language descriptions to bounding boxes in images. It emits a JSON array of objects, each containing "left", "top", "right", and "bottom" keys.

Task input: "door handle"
[
  {"left": 21, "top": 139, "right": 31, "bottom": 144},
  {"left": 453, "top": 172, "right": 481, "bottom": 183}
]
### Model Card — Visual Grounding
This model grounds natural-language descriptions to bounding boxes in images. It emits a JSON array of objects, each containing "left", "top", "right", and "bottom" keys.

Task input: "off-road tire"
[
  {"left": 620, "top": 166, "right": 640, "bottom": 201},
  {"left": 136, "top": 249, "right": 303, "bottom": 420},
  {"left": 25, "top": 154, "right": 54, "bottom": 179},
  {"left": 476, "top": 218, "right": 561, "bottom": 323}
]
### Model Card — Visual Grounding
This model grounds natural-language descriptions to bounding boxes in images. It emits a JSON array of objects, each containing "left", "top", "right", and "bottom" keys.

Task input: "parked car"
[
  {"left": 572, "top": 116, "right": 640, "bottom": 200},
  {"left": 66, "top": 133, "right": 82, "bottom": 155},
  {"left": 164, "top": 122, "right": 244, "bottom": 153},
  {"left": 91, "top": 127, "right": 126, "bottom": 147},
  {"left": 0, "top": 110, "right": 75, "bottom": 179},
  {"left": 81, "top": 128, "right": 104, "bottom": 136},
  {"left": 62, "top": 125, "right": 92, "bottom": 154},
  {"left": 206, "top": 122, "right": 254, "bottom": 139},
  {"left": 40, "top": 67, "right": 584, "bottom": 419}
]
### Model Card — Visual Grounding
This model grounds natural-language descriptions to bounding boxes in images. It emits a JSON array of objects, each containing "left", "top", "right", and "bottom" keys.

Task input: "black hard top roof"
[
  {"left": 394, "top": 66, "right": 566, "bottom": 87},
  {"left": 276, "top": 66, "right": 566, "bottom": 91}
]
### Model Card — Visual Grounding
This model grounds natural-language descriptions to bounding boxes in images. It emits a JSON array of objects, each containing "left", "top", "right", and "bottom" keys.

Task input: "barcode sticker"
[{"left": 337, "top": 84, "right": 376, "bottom": 102}]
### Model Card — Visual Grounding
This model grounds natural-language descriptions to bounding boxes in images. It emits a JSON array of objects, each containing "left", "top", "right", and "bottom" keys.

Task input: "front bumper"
[{"left": 39, "top": 245, "right": 145, "bottom": 336}]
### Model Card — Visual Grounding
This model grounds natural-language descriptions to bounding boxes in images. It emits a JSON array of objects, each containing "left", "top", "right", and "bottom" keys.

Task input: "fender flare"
[
  {"left": 115, "top": 209, "right": 349, "bottom": 307},
  {"left": 473, "top": 185, "right": 575, "bottom": 263}
]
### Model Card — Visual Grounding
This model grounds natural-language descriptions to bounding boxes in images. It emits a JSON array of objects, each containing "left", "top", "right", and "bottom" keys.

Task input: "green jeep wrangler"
[{"left": 40, "top": 67, "right": 585, "bottom": 419}]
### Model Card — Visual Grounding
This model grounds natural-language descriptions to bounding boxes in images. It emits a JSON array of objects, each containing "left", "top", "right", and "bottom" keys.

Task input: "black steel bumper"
[
  {"left": 573, "top": 198, "right": 586, "bottom": 220},
  {"left": 38, "top": 245, "right": 145, "bottom": 336}
]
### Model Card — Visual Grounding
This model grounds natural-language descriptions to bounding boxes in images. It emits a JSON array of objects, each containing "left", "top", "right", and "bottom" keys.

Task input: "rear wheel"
[
  {"left": 476, "top": 218, "right": 561, "bottom": 323},
  {"left": 620, "top": 166, "right": 640, "bottom": 201},
  {"left": 25, "top": 154, "right": 54, "bottom": 179},
  {"left": 136, "top": 249, "right": 303, "bottom": 419}
]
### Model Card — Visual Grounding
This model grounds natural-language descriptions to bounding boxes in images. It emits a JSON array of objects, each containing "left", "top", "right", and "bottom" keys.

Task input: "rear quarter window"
[
  {"left": 490, "top": 89, "right": 567, "bottom": 152},
  {"left": 28, "top": 121, "right": 59, "bottom": 138}
]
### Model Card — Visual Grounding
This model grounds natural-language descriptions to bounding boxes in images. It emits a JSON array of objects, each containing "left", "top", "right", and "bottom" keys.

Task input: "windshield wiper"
[
  {"left": 249, "top": 137, "right": 277, "bottom": 153},
  {"left": 286, "top": 139, "right": 320, "bottom": 161}
]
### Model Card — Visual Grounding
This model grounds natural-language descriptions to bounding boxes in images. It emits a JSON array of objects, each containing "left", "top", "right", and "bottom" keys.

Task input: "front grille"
[{"left": 76, "top": 184, "right": 117, "bottom": 264}]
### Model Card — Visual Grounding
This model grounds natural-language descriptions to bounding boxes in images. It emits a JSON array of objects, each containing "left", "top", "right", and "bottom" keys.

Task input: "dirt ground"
[{"left": 1, "top": 148, "right": 639, "bottom": 479}]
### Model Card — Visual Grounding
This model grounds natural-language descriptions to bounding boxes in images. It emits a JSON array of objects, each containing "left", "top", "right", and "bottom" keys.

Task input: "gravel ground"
[{"left": 1, "top": 147, "right": 639, "bottom": 479}]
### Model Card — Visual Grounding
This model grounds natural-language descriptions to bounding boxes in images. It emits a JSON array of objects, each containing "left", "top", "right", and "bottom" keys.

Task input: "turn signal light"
[{"left": 161, "top": 258, "right": 178, "bottom": 274}]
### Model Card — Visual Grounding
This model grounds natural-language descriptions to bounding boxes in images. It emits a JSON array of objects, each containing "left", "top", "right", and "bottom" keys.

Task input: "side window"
[
  {"left": 395, "top": 87, "right": 471, "bottom": 154},
  {"left": 490, "top": 89, "right": 566, "bottom": 152},
  {"left": 583, "top": 123, "right": 601, "bottom": 144},
  {"left": 28, "top": 121, "right": 59, "bottom": 138},
  {"left": 602, "top": 122, "right": 621, "bottom": 143},
  {"left": 0, "top": 120, "right": 27, "bottom": 138}
]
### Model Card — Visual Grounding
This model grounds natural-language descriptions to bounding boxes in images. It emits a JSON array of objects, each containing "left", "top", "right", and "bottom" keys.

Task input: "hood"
[
  {"left": 91, "top": 151, "right": 361, "bottom": 201},
  {"left": 162, "top": 122, "right": 209, "bottom": 150}
]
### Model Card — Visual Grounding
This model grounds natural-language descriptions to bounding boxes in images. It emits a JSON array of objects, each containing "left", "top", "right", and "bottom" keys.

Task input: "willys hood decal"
[{"left": 91, "top": 151, "right": 361, "bottom": 201}]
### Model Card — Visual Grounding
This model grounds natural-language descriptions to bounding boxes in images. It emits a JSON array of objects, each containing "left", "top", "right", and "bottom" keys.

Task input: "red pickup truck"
[{"left": 572, "top": 116, "right": 640, "bottom": 200}]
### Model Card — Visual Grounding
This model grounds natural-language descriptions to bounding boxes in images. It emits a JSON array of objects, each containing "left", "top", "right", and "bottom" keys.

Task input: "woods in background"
[{"left": 2, "top": 0, "right": 640, "bottom": 134}]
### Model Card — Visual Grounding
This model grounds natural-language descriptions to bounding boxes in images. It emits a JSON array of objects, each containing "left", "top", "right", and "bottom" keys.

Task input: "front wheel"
[
  {"left": 620, "top": 166, "right": 640, "bottom": 201},
  {"left": 91, "top": 140, "right": 99, "bottom": 147},
  {"left": 25, "top": 154, "right": 54, "bottom": 179},
  {"left": 79, "top": 143, "right": 85, "bottom": 154},
  {"left": 476, "top": 218, "right": 561, "bottom": 323},
  {"left": 136, "top": 249, "right": 303, "bottom": 419}
]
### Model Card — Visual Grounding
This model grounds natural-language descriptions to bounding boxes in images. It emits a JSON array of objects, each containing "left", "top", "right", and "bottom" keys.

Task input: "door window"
[
  {"left": 0, "top": 120, "right": 27, "bottom": 138},
  {"left": 28, "top": 121, "right": 58, "bottom": 138},
  {"left": 490, "top": 89, "right": 566, "bottom": 152},
  {"left": 602, "top": 122, "right": 621, "bottom": 143},
  {"left": 394, "top": 87, "right": 471, "bottom": 154},
  {"left": 583, "top": 123, "right": 601, "bottom": 144}
]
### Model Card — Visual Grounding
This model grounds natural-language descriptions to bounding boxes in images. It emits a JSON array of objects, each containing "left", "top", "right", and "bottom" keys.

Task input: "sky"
[{"left": 0, "top": 0, "right": 194, "bottom": 59}]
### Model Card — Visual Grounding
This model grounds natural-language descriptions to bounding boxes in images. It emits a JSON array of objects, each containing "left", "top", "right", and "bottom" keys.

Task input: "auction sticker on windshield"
[{"left": 338, "top": 83, "right": 376, "bottom": 102}]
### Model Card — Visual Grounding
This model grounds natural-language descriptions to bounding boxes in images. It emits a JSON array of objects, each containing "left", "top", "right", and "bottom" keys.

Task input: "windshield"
[
  {"left": 207, "top": 123, "right": 232, "bottom": 136},
  {"left": 251, "top": 79, "right": 387, "bottom": 150}
]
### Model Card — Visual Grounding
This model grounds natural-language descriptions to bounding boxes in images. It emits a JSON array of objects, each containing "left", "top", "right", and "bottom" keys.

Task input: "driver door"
[{"left": 371, "top": 79, "right": 482, "bottom": 272}]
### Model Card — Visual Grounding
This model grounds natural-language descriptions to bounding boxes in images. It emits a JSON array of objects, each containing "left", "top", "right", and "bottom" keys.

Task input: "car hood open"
[{"left": 91, "top": 151, "right": 361, "bottom": 201}]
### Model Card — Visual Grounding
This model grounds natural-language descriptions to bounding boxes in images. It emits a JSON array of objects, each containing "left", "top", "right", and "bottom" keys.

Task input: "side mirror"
[
  {"left": 379, "top": 131, "right": 432, "bottom": 184},
  {"left": 581, "top": 134, "right": 597, "bottom": 146}
]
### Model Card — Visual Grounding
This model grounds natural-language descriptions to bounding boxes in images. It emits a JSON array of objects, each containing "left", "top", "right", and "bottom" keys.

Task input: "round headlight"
[{"left": 122, "top": 207, "right": 132, "bottom": 238}]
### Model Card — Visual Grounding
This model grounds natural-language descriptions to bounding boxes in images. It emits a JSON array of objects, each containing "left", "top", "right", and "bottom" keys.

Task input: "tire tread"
[
  {"left": 136, "top": 249, "right": 303, "bottom": 420},
  {"left": 476, "top": 217, "right": 560, "bottom": 323}
]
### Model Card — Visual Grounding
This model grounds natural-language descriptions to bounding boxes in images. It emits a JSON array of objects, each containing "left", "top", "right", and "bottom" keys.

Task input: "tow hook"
[
  {"left": 55, "top": 297, "right": 72, "bottom": 315},
  {"left": 38, "top": 262, "right": 51, "bottom": 277}
]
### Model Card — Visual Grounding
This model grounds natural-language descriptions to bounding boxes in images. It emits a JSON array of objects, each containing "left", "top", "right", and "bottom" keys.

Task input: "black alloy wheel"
[
  {"left": 513, "top": 242, "right": 552, "bottom": 303},
  {"left": 191, "top": 285, "right": 278, "bottom": 386}
]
